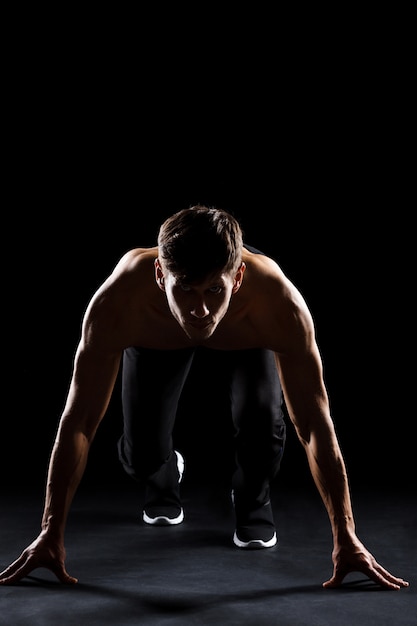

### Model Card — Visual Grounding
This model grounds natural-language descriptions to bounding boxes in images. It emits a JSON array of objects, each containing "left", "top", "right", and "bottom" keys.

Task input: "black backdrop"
[{"left": 3, "top": 24, "right": 413, "bottom": 493}]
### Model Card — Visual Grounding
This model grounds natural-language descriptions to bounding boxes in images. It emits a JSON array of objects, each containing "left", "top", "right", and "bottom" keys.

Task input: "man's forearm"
[
  {"left": 303, "top": 433, "right": 356, "bottom": 541},
  {"left": 41, "top": 428, "right": 91, "bottom": 541}
]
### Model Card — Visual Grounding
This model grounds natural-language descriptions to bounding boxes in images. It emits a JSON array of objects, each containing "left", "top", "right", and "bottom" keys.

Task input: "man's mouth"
[{"left": 187, "top": 319, "right": 213, "bottom": 330}]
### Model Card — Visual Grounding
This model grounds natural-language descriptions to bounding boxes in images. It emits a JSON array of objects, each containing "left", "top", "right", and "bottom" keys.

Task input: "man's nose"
[{"left": 190, "top": 297, "right": 209, "bottom": 318}]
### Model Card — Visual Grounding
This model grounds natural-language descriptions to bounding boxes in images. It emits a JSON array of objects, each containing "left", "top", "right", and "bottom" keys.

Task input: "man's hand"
[
  {"left": 0, "top": 532, "right": 77, "bottom": 585},
  {"left": 323, "top": 539, "right": 409, "bottom": 590}
]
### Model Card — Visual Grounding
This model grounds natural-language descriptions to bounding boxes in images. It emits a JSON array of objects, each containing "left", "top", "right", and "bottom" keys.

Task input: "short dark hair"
[{"left": 158, "top": 205, "right": 243, "bottom": 283}]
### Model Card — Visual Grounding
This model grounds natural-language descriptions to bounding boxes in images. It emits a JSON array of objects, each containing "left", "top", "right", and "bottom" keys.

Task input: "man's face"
[{"left": 155, "top": 259, "right": 245, "bottom": 341}]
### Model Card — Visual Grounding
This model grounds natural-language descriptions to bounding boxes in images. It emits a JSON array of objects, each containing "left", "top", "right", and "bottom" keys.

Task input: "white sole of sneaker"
[
  {"left": 233, "top": 531, "right": 277, "bottom": 549},
  {"left": 143, "top": 508, "right": 184, "bottom": 526}
]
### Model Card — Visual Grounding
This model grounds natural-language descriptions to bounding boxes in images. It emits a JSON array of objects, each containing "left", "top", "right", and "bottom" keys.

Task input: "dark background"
[{"left": 2, "top": 17, "right": 413, "bottom": 495}]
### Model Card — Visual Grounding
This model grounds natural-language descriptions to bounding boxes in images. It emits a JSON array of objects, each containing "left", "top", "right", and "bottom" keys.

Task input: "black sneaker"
[
  {"left": 143, "top": 451, "right": 185, "bottom": 526},
  {"left": 232, "top": 491, "right": 277, "bottom": 549}
]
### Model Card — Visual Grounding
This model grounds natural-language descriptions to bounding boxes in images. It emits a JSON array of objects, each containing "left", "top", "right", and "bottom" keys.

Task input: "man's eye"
[
  {"left": 209, "top": 286, "right": 222, "bottom": 294},
  {"left": 180, "top": 284, "right": 191, "bottom": 292}
]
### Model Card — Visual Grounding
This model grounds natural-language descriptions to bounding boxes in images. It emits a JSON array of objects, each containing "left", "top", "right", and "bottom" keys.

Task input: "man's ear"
[
  {"left": 232, "top": 262, "right": 246, "bottom": 294},
  {"left": 155, "top": 258, "right": 165, "bottom": 291}
]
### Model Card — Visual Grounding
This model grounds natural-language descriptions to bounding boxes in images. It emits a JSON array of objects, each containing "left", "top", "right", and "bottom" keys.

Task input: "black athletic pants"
[{"left": 118, "top": 346, "right": 286, "bottom": 507}]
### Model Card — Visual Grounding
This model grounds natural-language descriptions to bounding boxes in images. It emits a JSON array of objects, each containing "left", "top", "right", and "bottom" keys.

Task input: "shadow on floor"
[{"left": 1, "top": 481, "right": 415, "bottom": 626}]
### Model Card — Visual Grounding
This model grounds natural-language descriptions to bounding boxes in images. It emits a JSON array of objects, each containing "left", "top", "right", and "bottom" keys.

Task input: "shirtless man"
[{"left": 0, "top": 205, "right": 409, "bottom": 590}]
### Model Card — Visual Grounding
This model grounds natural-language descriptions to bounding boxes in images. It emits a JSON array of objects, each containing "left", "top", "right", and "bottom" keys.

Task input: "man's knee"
[{"left": 117, "top": 436, "right": 166, "bottom": 482}]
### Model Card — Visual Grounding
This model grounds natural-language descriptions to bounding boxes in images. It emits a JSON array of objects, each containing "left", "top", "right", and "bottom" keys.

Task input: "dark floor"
[{"left": 1, "top": 478, "right": 415, "bottom": 626}]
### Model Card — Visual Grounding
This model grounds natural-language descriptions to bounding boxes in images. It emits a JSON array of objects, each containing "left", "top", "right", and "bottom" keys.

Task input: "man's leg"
[
  {"left": 118, "top": 346, "right": 195, "bottom": 525},
  {"left": 228, "top": 348, "right": 286, "bottom": 548}
]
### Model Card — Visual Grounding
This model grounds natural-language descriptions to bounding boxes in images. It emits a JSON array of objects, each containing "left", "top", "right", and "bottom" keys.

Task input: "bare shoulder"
[
  {"left": 80, "top": 247, "right": 159, "bottom": 350},
  {"left": 112, "top": 246, "right": 158, "bottom": 275},
  {"left": 242, "top": 248, "right": 297, "bottom": 299},
  {"left": 94, "top": 246, "right": 158, "bottom": 294},
  {"left": 241, "top": 249, "right": 315, "bottom": 353}
]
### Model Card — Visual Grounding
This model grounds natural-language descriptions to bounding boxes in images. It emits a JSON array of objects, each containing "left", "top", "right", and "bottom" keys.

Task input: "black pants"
[{"left": 118, "top": 346, "right": 286, "bottom": 506}]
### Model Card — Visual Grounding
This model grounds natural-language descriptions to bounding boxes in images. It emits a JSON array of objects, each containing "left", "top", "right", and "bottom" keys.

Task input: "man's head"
[
  {"left": 155, "top": 205, "right": 246, "bottom": 341},
  {"left": 157, "top": 204, "right": 243, "bottom": 283}
]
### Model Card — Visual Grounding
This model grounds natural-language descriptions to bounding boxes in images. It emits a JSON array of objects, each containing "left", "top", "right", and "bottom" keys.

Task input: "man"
[{"left": 0, "top": 205, "right": 409, "bottom": 590}]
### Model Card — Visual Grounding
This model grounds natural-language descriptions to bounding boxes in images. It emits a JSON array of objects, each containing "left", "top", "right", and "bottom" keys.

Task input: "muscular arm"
[
  {"left": 275, "top": 343, "right": 354, "bottom": 540},
  {"left": 42, "top": 341, "right": 121, "bottom": 542},
  {"left": 0, "top": 287, "right": 123, "bottom": 585},
  {"left": 271, "top": 279, "right": 408, "bottom": 589},
  {"left": 251, "top": 261, "right": 359, "bottom": 543}
]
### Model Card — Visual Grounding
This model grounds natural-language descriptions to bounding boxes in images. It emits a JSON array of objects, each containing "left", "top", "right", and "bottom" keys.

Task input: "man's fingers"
[
  {"left": 0, "top": 565, "right": 78, "bottom": 585},
  {"left": 368, "top": 562, "right": 409, "bottom": 590},
  {"left": 323, "top": 562, "right": 410, "bottom": 590},
  {"left": 0, "top": 553, "right": 78, "bottom": 586},
  {"left": 322, "top": 572, "right": 344, "bottom": 588},
  {"left": 0, "top": 555, "right": 29, "bottom": 583},
  {"left": 0, "top": 559, "right": 33, "bottom": 585},
  {"left": 51, "top": 563, "right": 78, "bottom": 585}
]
